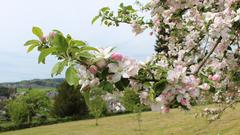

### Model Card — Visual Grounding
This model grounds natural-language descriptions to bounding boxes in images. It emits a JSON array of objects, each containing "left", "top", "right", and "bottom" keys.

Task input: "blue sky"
[{"left": 0, "top": 0, "right": 155, "bottom": 83}]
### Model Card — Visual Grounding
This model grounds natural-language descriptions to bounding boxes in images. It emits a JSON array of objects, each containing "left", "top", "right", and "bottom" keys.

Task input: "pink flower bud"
[
  {"left": 49, "top": 31, "right": 56, "bottom": 39},
  {"left": 211, "top": 74, "right": 221, "bottom": 81},
  {"left": 180, "top": 98, "right": 187, "bottom": 106},
  {"left": 88, "top": 65, "right": 98, "bottom": 74},
  {"left": 40, "top": 36, "right": 47, "bottom": 43},
  {"left": 111, "top": 53, "right": 123, "bottom": 61},
  {"left": 96, "top": 59, "right": 107, "bottom": 69}
]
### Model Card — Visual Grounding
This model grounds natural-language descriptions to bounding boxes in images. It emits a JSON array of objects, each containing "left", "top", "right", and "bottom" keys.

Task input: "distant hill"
[{"left": 0, "top": 78, "right": 64, "bottom": 88}]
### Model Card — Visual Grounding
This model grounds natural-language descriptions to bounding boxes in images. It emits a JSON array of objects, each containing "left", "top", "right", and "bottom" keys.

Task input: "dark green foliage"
[
  {"left": 152, "top": 79, "right": 167, "bottom": 96},
  {"left": 0, "top": 87, "right": 16, "bottom": 98},
  {"left": 100, "top": 81, "right": 114, "bottom": 93},
  {"left": 115, "top": 78, "right": 130, "bottom": 91},
  {"left": 52, "top": 81, "right": 88, "bottom": 118},
  {"left": 232, "top": 71, "right": 240, "bottom": 83}
]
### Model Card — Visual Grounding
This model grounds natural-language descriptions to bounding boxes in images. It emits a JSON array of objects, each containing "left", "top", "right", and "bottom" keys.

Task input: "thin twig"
[{"left": 129, "top": 76, "right": 160, "bottom": 82}]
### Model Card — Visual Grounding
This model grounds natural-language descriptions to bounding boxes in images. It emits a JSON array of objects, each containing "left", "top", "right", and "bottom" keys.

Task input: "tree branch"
[
  {"left": 193, "top": 36, "right": 222, "bottom": 75},
  {"left": 129, "top": 77, "right": 160, "bottom": 82}
]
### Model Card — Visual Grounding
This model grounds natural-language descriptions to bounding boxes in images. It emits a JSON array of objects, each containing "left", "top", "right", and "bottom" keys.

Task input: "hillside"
[
  {"left": 0, "top": 78, "right": 64, "bottom": 88},
  {"left": 1, "top": 104, "right": 240, "bottom": 135}
]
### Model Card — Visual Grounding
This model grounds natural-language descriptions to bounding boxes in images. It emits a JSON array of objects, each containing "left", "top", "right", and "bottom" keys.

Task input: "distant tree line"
[{"left": 0, "top": 78, "right": 64, "bottom": 89}]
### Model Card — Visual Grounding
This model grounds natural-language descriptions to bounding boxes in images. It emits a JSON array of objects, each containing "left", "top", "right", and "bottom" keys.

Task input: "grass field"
[{"left": 1, "top": 104, "right": 240, "bottom": 135}]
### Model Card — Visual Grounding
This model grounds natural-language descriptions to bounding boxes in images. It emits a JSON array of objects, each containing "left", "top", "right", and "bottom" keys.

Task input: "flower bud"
[
  {"left": 180, "top": 98, "right": 187, "bottom": 106},
  {"left": 96, "top": 59, "right": 107, "bottom": 69},
  {"left": 40, "top": 36, "right": 47, "bottom": 43},
  {"left": 49, "top": 31, "right": 56, "bottom": 39},
  {"left": 211, "top": 74, "right": 221, "bottom": 81},
  {"left": 111, "top": 53, "right": 123, "bottom": 61},
  {"left": 88, "top": 65, "right": 98, "bottom": 74}
]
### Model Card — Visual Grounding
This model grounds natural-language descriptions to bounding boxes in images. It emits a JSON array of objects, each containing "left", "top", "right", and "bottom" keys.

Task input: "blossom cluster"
[
  {"left": 129, "top": 0, "right": 240, "bottom": 112},
  {"left": 77, "top": 47, "right": 141, "bottom": 91}
]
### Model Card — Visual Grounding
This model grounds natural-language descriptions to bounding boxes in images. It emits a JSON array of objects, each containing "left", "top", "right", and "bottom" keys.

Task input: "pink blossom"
[
  {"left": 167, "top": 65, "right": 187, "bottom": 82},
  {"left": 111, "top": 53, "right": 123, "bottom": 61},
  {"left": 180, "top": 98, "right": 188, "bottom": 106},
  {"left": 156, "top": 95, "right": 169, "bottom": 105},
  {"left": 89, "top": 78, "right": 100, "bottom": 87},
  {"left": 182, "top": 75, "right": 200, "bottom": 88},
  {"left": 211, "top": 74, "right": 221, "bottom": 81},
  {"left": 88, "top": 65, "right": 98, "bottom": 74},
  {"left": 161, "top": 106, "right": 170, "bottom": 113},
  {"left": 198, "top": 83, "right": 210, "bottom": 90}
]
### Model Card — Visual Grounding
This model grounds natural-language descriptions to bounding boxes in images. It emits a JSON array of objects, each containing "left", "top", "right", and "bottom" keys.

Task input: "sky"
[{"left": 0, "top": 0, "right": 155, "bottom": 83}]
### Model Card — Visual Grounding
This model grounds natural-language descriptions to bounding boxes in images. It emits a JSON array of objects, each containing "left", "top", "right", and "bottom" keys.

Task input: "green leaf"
[
  {"left": 24, "top": 40, "right": 40, "bottom": 46},
  {"left": 27, "top": 44, "right": 38, "bottom": 53},
  {"left": 92, "top": 15, "right": 100, "bottom": 24},
  {"left": 71, "top": 40, "right": 86, "bottom": 46},
  {"left": 77, "top": 52, "right": 94, "bottom": 58},
  {"left": 153, "top": 79, "right": 167, "bottom": 95},
  {"left": 126, "top": 5, "right": 134, "bottom": 11},
  {"left": 100, "top": 81, "right": 114, "bottom": 93},
  {"left": 80, "top": 46, "right": 99, "bottom": 52},
  {"left": 115, "top": 78, "right": 130, "bottom": 91},
  {"left": 51, "top": 61, "right": 67, "bottom": 76},
  {"left": 65, "top": 66, "right": 79, "bottom": 86},
  {"left": 101, "top": 7, "right": 110, "bottom": 13},
  {"left": 32, "top": 26, "right": 43, "bottom": 39},
  {"left": 38, "top": 48, "right": 55, "bottom": 64},
  {"left": 143, "top": 82, "right": 151, "bottom": 87},
  {"left": 120, "top": 3, "right": 124, "bottom": 8},
  {"left": 52, "top": 33, "right": 68, "bottom": 52}
]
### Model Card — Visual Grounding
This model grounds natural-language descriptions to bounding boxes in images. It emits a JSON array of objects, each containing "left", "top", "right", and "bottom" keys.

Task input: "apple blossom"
[
  {"left": 180, "top": 98, "right": 188, "bottom": 106},
  {"left": 161, "top": 106, "right": 170, "bottom": 113},
  {"left": 198, "top": 83, "right": 210, "bottom": 91},
  {"left": 94, "top": 47, "right": 113, "bottom": 61},
  {"left": 88, "top": 65, "right": 98, "bottom": 74},
  {"left": 89, "top": 78, "right": 100, "bottom": 87},
  {"left": 111, "top": 52, "right": 123, "bottom": 61},
  {"left": 211, "top": 74, "right": 221, "bottom": 82}
]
